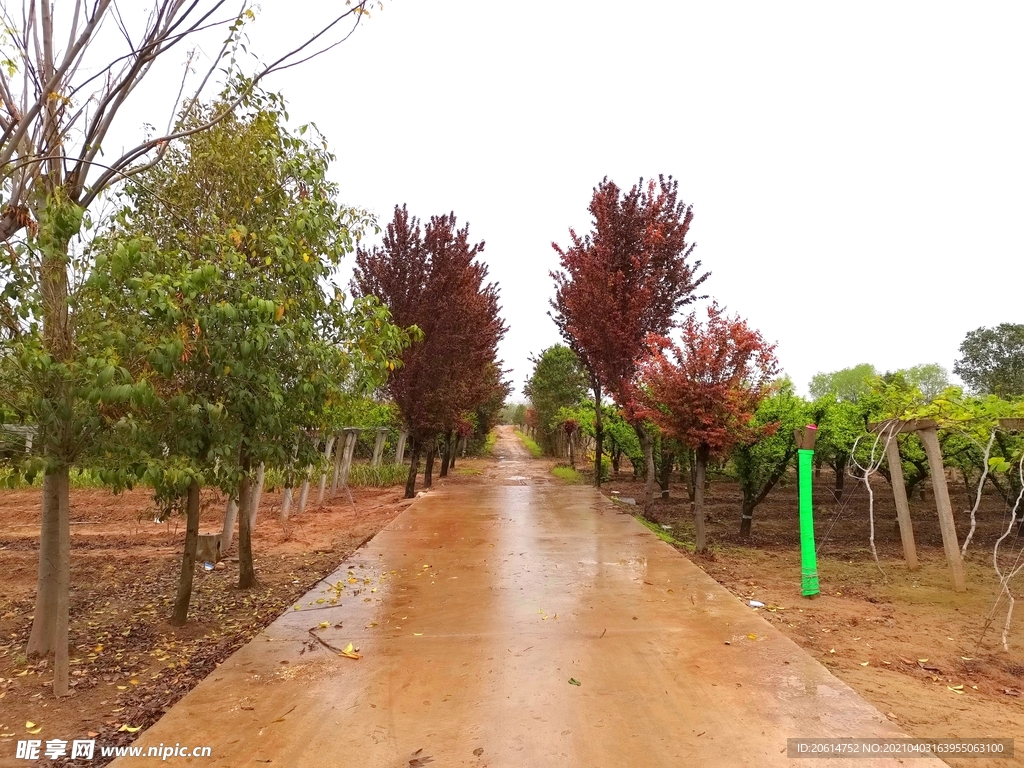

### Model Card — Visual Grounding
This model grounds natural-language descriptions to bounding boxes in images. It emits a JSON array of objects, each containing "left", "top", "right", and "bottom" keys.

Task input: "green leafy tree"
[
  {"left": 954, "top": 324, "right": 1024, "bottom": 397},
  {"left": 810, "top": 394, "right": 867, "bottom": 499},
  {"left": 84, "top": 95, "right": 410, "bottom": 620},
  {"left": 808, "top": 364, "right": 877, "bottom": 402},
  {"left": 731, "top": 380, "right": 811, "bottom": 539},
  {"left": 524, "top": 345, "right": 588, "bottom": 452}
]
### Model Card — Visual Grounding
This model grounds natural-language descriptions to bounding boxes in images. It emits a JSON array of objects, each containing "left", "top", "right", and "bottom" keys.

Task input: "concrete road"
[{"left": 115, "top": 429, "right": 943, "bottom": 767}]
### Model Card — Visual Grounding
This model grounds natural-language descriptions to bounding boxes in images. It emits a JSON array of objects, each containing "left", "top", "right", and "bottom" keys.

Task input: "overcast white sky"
[{"left": 121, "top": 1, "right": 1024, "bottom": 398}]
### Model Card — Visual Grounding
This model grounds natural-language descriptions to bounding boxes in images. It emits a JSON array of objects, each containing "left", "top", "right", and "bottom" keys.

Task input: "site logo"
[{"left": 16, "top": 739, "right": 94, "bottom": 760}]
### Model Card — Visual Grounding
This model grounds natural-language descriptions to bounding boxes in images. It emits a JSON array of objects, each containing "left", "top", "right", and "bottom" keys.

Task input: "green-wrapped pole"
[{"left": 798, "top": 446, "right": 820, "bottom": 597}]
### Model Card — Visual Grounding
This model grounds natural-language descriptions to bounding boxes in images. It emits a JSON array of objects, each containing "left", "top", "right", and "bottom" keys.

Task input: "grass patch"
[
  {"left": 551, "top": 465, "right": 585, "bottom": 484},
  {"left": 482, "top": 429, "right": 498, "bottom": 456},
  {"left": 347, "top": 462, "right": 409, "bottom": 487},
  {"left": 513, "top": 429, "right": 543, "bottom": 458},
  {"left": 632, "top": 513, "right": 694, "bottom": 552},
  {"left": 455, "top": 467, "right": 482, "bottom": 476}
]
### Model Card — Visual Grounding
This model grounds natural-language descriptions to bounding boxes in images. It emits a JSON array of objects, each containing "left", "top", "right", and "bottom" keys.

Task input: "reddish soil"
[
  {"left": 596, "top": 466, "right": 1024, "bottom": 768},
  {"left": 0, "top": 468, "right": 463, "bottom": 766}
]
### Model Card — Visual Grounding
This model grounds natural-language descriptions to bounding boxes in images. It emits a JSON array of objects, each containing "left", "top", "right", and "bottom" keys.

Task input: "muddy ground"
[
  {"left": 0, "top": 462, "right": 485, "bottom": 766},
  {"left": 595, "top": 464, "right": 1024, "bottom": 767}
]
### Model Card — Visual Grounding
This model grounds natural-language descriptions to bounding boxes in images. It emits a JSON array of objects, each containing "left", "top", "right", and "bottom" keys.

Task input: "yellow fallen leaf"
[
  {"left": 318, "top": 622, "right": 329, "bottom": 629},
  {"left": 118, "top": 725, "right": 141, "bottom": 733},
  {"left": 860, "top": 662, "right": 869, "bottom": 666},
  {"left": 829, "top": 648, "right": 836, "bottom": 654},
  {"left": 747, "top": 634, "right": 757, "bottom": 640},
  {"left": 339, "top": 643, "right": 361, "bottom": 660},
  {"left": 423, "top": 565, "right": 430, "bottom": 569},
  {"left": 371, "top": 588, "right": 377, "bottom": 593},
  {"left": 947, "top": 686, "right": 964, "bottom": 695},
  {"left": 25, "top": 721, "right": 36, "bottom": 729},
  {"left": 918, "top": 658, "right": 928, "bottom": 663},
  {"left": 413, "top": 633, "right": 423, "bottom": 636},
  {"left": 961, "top": 656, "right": 973, "bottom": 661},
  {"left": 950, "top": 684, "right": 964, "bottom": 690},
  {"left": 117, "top": 685, "right": 127, "bottom": 690},
  {"left": 27, "top": 727, "right": 41, "bottom": 735},
  {"left": 348, "top": 578, "right": 357, "bottom": 584},
  {"left": 293, "top": 605, "right": 301, "bottom": 610}
]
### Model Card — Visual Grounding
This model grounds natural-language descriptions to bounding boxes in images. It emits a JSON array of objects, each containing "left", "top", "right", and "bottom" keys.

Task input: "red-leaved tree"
[
  {"left": 639, "top": 304, "right": 778, "bottom": 552},
  {"left": 550, "top": 175, "right": 707, "bottom": 502},
  {"left": 352, "top": 206, "right": 508, "bottom": 497}
]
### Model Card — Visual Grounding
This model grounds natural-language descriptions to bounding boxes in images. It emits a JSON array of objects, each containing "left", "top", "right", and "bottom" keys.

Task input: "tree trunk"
[
  {"left": 634, "top": 423, "right": 656, "bottom": 511},
  {"left": 448, "top": 439, "right": 457, "bottom": 471},
  {"left": 659, "top": 450, "right": 674, "bottom": 500},
  {"left": 739, "top": 498, "right": 754, "bottom": 540},
  {"left": 694, "top": 445, "right": 709, "bottom": 553},
  {"left": 297, "top": 476, "right": 311, "bottom": 514},
  {"left": 27, "top": 472, "right": 60, "bottom": 656},
  {"left": 238, "top": 460, "right": 256, "bottom": 589},
  {"left": 592, "top": 381, "right": 603, "bottom": 487},
  {"left": 611, "top": 447, "right": 620, "bottom": 475},
  {"left": 440, "top": 431, "right": 453, "bottom": 477},
  {"left": 221, "top": 497, "right": 238, "bottom": 552},
  {"left": 424, "top": 440, "right": 437, "bottom": 488},
  {"left": 569, "top": 433, "right": 576, "bottom": 468},
  {"left": 404, "top": 440, "right": 421, "bottom": 499},
  {"left": 51, "top": 469, "right": 71, "bottom": 697},
  {"left": 834, "top": 453, "right": 847, "bottom": 500},
  {"left": 170, "top": 480, "right": 201, "bottom": 626}
]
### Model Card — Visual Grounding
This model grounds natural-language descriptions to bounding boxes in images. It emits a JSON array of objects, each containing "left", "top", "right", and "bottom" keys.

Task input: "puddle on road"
[{"left": 505, "top": 475, "right": 528, "bottom": 481}]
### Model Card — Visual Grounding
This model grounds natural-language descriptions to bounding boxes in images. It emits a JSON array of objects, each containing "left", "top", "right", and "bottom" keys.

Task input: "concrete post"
[
  {"left": 316, "top": 435, "right": 336, "bottom": 505},
  {"left": 884, "top": 436, "right": 918, "bottom": 570},
  {"left": 371, "top": 428, "right": 388, "bottom": 467},
  {"left": 395, "top": 429, "right": 409, "bottom": 464},
  {"left": 330, "top": 431, "right": 345, "bottom": 496},
  {"left": 221, "top": 497, "right": 238, "bottom": 551},
  {"left": 248, "top": 463, "right": 265, "bottom": 527},
  {"left": 917, "top": 426, "right": 965, "bottom": 591}
]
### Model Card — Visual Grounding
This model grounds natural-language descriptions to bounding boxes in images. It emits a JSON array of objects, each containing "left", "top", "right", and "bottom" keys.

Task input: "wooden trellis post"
[{"left": 873, "top": 419, "right": 963, "bottom": 591}]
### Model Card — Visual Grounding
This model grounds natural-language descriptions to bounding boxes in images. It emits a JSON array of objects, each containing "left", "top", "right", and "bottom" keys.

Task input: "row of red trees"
[
  {"left": 550, "top": 176, "right": 779, "bottom": 551},
  {"left": 353, "top": 206, "right": 510, "bottom": 497}
]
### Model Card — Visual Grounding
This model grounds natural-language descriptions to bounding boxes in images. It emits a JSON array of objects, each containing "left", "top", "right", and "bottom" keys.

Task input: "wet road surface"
[{"left": 114, "top": 429, "right": 941, "bottom": 766}]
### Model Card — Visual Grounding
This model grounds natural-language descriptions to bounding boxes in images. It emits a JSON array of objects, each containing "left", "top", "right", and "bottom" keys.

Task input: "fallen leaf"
[
  {"left": 961, "top": 656, "right": 973, "bottom": 661},
  {"left": 118, "top": 725, "right": 141, "bottom": 733},
  {"left": 747, "top": 634, "right": 757, "bottom": 641},
  {"left": 568, "top": 678, "right": 581, "bottom": 686},
  {"left": 473, "top": 747, "right": 484, "bottom": 756},
  {"left": 318, "top": 622, "right": 329, "bottom": 629},
  {"left": 339, "top": 643, "right": 361, "bottom": 660},
  {"left": 918, "top": 658, "right": 929, "bottom": 663},
  {"left": 413, "top": 633, "right": 423, "bottom": 637},
  {"left": 947, "top": 686, "right": 964, "bottom": 695},
  {"left": 860, "top": 662, "right": 869, "bottom": 666}
]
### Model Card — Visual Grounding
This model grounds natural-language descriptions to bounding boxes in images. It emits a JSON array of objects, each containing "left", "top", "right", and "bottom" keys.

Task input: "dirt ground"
[
  {"left": 596, "top": 465, "right": 1024, "bottom": 767},
  {"left": 0, "top": 462, "right": 486, "bottom": 766}
]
